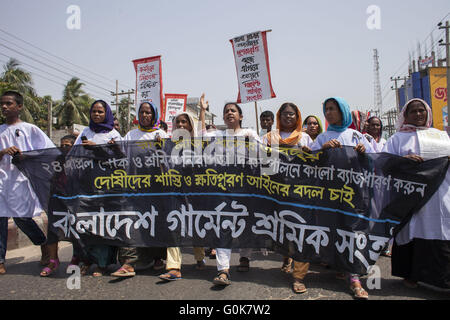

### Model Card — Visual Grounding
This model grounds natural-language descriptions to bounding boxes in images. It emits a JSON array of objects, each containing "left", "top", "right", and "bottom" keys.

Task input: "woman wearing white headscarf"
[
  {"left": 158, "top": 112, "right": 207, "bottom": 281},
  {"left": 382, "top": 98, "right": 450, "bottom": 290},
  {"left": 364, "top": 116, "right": 387, "bottom": 153}
]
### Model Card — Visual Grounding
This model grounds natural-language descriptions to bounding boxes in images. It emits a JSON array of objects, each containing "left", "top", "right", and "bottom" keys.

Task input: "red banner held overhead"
[
  {"left": 132, "top": 55, "right": 163, "bottom": 122},
  {"left": 230, "top": 31, "right": 276, "bottom": 104},
  {"left": 163, "top": 93, "right": 188, "bottom": 134}
]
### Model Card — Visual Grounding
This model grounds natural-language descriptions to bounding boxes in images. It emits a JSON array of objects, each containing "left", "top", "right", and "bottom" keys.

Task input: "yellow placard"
[{"left": 428, "top": 67, "right": 448, "bottom": 130}]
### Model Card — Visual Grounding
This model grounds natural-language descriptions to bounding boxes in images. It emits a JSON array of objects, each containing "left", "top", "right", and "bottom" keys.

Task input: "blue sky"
[{"left": 1, "top": 0, "right": 449, "bottom": 129}]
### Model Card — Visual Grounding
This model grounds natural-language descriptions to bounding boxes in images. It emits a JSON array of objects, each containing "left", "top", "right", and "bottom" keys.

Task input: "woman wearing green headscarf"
[{"left": 302, "top": 115, "right": 323, "bottom": 141}]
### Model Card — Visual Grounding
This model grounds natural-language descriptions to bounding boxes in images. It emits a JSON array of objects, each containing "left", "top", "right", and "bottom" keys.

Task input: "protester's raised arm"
[{"left": 199, "top": 93, "right": 209, "bottom": 131}]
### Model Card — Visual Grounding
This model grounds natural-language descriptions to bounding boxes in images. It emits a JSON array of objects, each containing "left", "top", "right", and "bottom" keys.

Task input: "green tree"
[
  {"left": 53, "top": 77, "right": 93, "bottom": 128},
  {"left": 0, "top": 58, "right": 41, "bottom": 123},
  {"left": 115, "top": 97, "right": 136, "bottom": 135}
]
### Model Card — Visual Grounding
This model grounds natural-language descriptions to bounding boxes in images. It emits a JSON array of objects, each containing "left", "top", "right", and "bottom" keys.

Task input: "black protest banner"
[{"left": 14, "top": 137, "right": 449, "bottom": 274}]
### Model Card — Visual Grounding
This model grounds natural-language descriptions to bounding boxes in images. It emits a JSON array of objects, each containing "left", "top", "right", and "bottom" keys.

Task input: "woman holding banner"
[
  {"left": 382, "top": 98, "right": 450, "bottom": 290},
  {"left": 263, "top": 102, "right": 314, "bottom": 294},
  {"left": 70, "top": 100, "right": 122, "bottom": 276},
  {"left": 364, "top": 116, "right": 386, "bottom": 153},
  {"left": 311, "top": 97, "right": 374, "bottom": 299},
  {"left": 199, "top": 93, "right": 260, "bottom": 286},
  {"left": 157, "top": 112, "right": 207, "bottom": 281},
  {"left": 364, "top": 116, "right": 392, "bottom": 257},
  {"left": 111, "top": 101, "right": 168, "bottom": 278}
]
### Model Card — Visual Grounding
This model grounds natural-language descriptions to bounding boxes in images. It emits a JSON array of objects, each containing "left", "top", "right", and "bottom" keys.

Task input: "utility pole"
[
  {"left": 115, "top": 80, "right": 119, "bottom": 117},
  {"left": 391, "top": 76, "right": 409, "bottom": 109},
  {"left": 438, "top": 20, "right": 450, "bottom": 128},
  {"left": 386, "top": 109, "right": 392, "bottom": 137},
  {"left": 127, "top": 91, "right": 132, "bottom": 132},
  {"left": 47, "top": 100, "right": 52, "bottom": 140},
  {"left": 402, "top": 76, "right": 409, "bottom": 104},
  {"left": 390, "top": 76, "right": 401, "bottom": 111},
  {"left": 110, "top": 81, "right": 134, "bottom": 133}
]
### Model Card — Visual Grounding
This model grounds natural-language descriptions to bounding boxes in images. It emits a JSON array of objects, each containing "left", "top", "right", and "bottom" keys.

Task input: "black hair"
[
  {"left": 404, "top": 99, "right": 426, "bottom": 116},
  {"left": 323, "top": 98, "right": 342, "bottom": 117},
  {"left": 303, "top": 115, "right": 317, "bottom": 126},
  {"left": 260, "top": 110, "right": 274, "bottom": 120},
  {"left": 223, "top": 102, "right": 243, "bottom": 127},
  {"left": 2, "top": 90, "right": 23, "bottom": 106},
  {"left": 91, "top": 100, "right": 107, "bottom": 111},
  {"left": 60, "top": 135, "right": 77, "bottom": 145},
  {"left": 367, "top": 116, "right": 383, "bottom": 134},
  {"left": 279, "top": 102, "right": 299, "bottom": 118},
  {"left": 159, "top": 120, "right": 168, "bottom": 130}
]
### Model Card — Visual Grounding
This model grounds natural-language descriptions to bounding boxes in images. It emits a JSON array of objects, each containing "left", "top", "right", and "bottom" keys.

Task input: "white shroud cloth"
[{"left": 0, "top": 122, "right": 55, "bottom": 217}]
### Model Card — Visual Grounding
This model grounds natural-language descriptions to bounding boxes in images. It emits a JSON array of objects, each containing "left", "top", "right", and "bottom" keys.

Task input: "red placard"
[
  {"left": 230, "top": 31, "right": 276, "bottom": 104},
  {"left": 132, "top": 55, "right": 163, "bottom": 122},
  {"left": 163, "top": 93, "right": 188, "bottom": 134}
]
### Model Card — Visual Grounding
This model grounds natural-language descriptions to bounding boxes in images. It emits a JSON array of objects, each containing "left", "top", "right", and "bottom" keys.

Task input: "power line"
[
  {"left": 381, "top": 12, "right": 449, "bottom": 97},
  {"left": 380, "top": 28, "right": 445, "bottom": 99},
  {"left": 0, "top": 27, "right": 134, "bottom": 90},
  {"left": 0, "top": 52, "right": 110, "bottom": 100},
  {"left": 0, "top": 35, "right": 120, "bottom": 91},
  {"left": 0, "top": 42, "right": 113, "bottom": 93},
  {"left": 378, "top": 31, "right": 447, "bottom": 111}
]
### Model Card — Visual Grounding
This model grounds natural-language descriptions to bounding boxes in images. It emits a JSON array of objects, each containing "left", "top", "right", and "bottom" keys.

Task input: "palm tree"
[
  {"left": 53, "top": 77, "right": 93, "bottom": 128},
  {"left": 0, "top": 58, "right": 40, "bottom": 123}
]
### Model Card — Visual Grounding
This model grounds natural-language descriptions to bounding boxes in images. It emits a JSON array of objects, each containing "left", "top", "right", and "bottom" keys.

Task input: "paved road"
[{"left": 0, "top": 243, "right": 449, "bottom": 301}]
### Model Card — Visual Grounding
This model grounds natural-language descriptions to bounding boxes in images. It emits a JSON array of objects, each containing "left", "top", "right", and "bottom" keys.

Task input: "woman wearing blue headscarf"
[
  {"left": 123, "top": 101, "right": 168, "bottom": 141},
  {"left": 311, "top": 97, "right": 374, "bottom": 299},
  {"left": 311, "top": 97, "right": 374, "bottom": 153},
  {"left": 111, "top": 101, "right": 168, "bottom": 278},
  {"left": 71, "top": 100, "right": 122, "bottom": 276}
]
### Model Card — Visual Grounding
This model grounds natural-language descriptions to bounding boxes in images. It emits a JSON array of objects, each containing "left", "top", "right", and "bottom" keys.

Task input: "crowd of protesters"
[{"left": 0, "top": 90, "right": 449, "bottom": 299}]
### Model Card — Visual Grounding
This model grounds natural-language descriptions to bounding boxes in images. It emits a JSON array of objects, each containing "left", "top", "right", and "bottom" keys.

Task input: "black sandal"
[
  {"left": 213, "top": 271, "right": 231, "bottom": 285},
  {"left": 237, "top": 257, "right": 250, "bottom": 272}
]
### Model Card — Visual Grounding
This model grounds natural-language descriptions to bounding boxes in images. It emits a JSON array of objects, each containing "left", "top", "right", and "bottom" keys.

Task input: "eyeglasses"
[{"left": 280, "top": 112, "right": 296, "bottom": 118}]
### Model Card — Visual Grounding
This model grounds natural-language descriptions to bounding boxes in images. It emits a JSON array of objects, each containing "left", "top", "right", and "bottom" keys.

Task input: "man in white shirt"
[{"left": 0, "top": 91, "right": 55, "bottom": 274}]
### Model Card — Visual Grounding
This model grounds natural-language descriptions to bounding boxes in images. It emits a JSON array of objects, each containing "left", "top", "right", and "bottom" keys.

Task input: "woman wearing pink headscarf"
[{"left": 382, "top": 98, "right": 450, "bottom": 290}]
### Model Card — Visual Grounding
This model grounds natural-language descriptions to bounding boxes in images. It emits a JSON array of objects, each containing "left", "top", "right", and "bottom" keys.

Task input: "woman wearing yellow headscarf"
[
  {"left": 263, "top": 102, "right": 313, "bottom": 148},
  {"left": 263, "top": 102, "right": 313, "bottom": 294}
]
